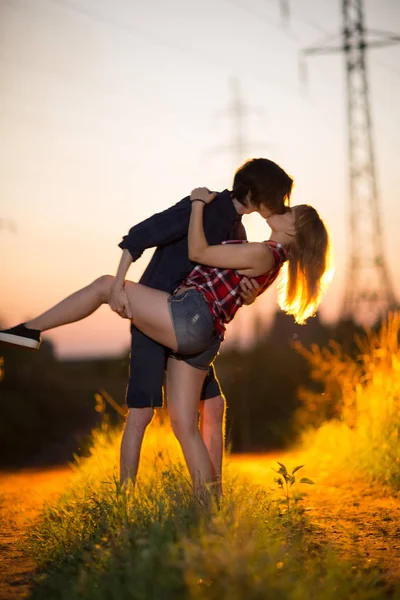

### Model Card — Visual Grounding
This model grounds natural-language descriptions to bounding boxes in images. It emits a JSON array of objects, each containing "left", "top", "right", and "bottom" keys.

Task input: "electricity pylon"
[{"left": 302, "top": 0, "right": 399, "bottom": 324}]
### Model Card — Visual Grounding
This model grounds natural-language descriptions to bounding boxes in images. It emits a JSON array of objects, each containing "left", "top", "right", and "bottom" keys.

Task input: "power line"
[
  {"left": 285, "top": 0, "right": 400, "bottom": 80},
  {"left": 233, "top": 0, "right": 400, "bottom": 82},
  {"left": 45, "top": 0, "right": 297, "bottom": 97},
  {"left": 18, "top": 0, "right": 358, "bottom": 137},
  {"left": 225, "top": 0, "right": 300, "bottom": 42},
  {"left": 224, "top": 0, "right": 400, "bottom": 145}
]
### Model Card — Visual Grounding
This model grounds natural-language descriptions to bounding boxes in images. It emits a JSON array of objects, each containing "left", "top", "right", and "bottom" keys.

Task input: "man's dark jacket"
[{"left": 119, "top": 189, "right": 247, "bottom": 293}]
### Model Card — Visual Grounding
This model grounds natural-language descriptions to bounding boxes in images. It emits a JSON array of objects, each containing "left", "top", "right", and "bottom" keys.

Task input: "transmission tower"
[
  {"left": 301, "top": 0, "right": 400, "bottom": 325},
  {"left": 211, "top": 77, "right": 270, "bottom": 346},
  {"left": 213, "top": 76, "right": 266, "bottom": 167}
]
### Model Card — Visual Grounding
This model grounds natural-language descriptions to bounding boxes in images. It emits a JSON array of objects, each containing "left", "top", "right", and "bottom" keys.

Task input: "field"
[{"left": 1, "top": 314, "right": 400, "bottom": 599}]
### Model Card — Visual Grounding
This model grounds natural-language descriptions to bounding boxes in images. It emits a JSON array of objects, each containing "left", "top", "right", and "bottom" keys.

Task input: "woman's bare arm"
[{"left": 188, "top": 194, "right": 273, "bottom": 274}]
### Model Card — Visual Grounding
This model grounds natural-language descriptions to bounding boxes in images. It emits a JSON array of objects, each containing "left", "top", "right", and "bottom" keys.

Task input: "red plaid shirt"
[{"left": 176, "top": 240, "right": 288, "bottom": 340}]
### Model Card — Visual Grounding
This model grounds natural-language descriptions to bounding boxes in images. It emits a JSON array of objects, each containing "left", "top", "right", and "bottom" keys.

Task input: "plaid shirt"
[{"left": 177, "top": 240, "right": 288, "bottom": 339}]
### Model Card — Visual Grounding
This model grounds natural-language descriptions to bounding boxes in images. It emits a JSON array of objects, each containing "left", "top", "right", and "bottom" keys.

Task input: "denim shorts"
[{"left": 167, "top": 288, "right": 221, "bottom": 370}]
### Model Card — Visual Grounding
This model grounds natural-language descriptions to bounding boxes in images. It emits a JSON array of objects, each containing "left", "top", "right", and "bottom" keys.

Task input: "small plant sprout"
[{"left": 272, "top": 462, "right": 314, "bottom": 520}]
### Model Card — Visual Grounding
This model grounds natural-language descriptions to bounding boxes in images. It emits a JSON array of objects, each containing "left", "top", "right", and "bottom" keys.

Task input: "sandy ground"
[
  {"left": 0, "top": 467, "right": 73, "bottom": 600},
  {"left": 0, "top": 455, "right": 399, "bottom": 599},
  {"left": 230, "top": 452, "right": 400, "bottom": 585}
]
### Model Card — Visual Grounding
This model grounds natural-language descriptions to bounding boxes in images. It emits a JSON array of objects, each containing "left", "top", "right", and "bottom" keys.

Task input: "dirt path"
[
  {"left": 230, "top": 453, "right": 400, "bottom": 585},
  {"left": 0, "top": 467, "right": 73, "bottom": 600}
]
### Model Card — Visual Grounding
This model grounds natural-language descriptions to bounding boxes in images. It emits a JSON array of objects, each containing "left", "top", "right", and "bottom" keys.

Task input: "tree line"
[{"left": 0, "top": 312, "right": 366, "bottom": 467}]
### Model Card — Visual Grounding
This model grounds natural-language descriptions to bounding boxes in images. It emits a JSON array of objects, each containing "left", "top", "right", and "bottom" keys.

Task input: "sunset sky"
[{"left": 1, "top": 0, "right": 399, "bottom": 358}]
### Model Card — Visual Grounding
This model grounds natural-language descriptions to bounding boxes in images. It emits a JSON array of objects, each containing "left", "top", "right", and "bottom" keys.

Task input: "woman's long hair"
[{"left": 278, "top": 205, "right": 333, "bottom": 324}]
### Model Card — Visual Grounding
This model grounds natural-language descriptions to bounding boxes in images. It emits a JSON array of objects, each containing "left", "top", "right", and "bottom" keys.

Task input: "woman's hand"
[
  {"left": 190, "top": 188, "right": 217, "bottom": 205},
  {"left": 109, "top": 282, "right": 133, "bottom": 319}
]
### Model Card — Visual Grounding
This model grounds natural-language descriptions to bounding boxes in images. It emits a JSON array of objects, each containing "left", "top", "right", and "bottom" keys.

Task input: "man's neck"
[{"left": 231, "top": 196, "right": 247, "bottom": 215}]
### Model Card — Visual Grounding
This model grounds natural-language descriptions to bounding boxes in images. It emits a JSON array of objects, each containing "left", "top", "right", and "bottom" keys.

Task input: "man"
[{"left": 110, "top": 158, "right": 293, "bottom": 486}]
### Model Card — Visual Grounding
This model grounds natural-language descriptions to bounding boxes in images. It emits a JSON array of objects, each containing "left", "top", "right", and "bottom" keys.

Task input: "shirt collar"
[{"left": 217, "top": 189, "right": 242, "bottom": 222}]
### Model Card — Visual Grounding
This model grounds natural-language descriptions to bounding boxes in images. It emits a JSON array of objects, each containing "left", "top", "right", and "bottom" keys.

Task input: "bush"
[{"left": 294, "top": 312, "right": 400, "bottom": 489}]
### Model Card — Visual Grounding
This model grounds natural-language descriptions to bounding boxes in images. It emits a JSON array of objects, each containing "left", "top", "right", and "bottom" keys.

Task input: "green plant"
[{"left": 272, "top": 461, "right": 314, "bottom": 520}]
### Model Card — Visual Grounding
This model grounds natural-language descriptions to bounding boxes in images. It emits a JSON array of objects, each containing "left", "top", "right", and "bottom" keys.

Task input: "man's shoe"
[{"left": 0, "top": 323, "right": 41, "bottom": 349}]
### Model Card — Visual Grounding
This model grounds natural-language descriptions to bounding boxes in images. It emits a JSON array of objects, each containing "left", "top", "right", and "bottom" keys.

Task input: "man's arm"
[
  {"left": 118, "top": 198, "right": 192, "bottom": 261},
  {"left": 111, "top": 196, "right": 200, "bottom": 318},
  {"left": 109, "top": 250, "right": 134, "bottom": 319},
  {"left": 112, "top": 190, "right": 232, "bottom": 317}
]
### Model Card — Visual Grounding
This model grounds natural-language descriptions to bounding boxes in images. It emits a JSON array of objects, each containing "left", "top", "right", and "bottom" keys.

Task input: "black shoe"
[{"left": 0, "top": 323, "right": 41, "bottom": 349}]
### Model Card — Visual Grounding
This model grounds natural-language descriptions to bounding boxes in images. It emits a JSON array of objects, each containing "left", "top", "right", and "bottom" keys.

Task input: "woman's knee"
[
  {"left": 92, "top": 274, "right": 115, "bottom": 302},
  {"left": 170, "top": 414, "right": 198, "bottom": 441}
]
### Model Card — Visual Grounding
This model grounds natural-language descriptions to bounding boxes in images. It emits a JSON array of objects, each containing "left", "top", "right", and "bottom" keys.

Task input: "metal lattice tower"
[
  {"left": 212, "top": 77, "right": 266, "bottom": 167},
  {"left": 302, "top": 0, "right": 400, "bottom": 324}
]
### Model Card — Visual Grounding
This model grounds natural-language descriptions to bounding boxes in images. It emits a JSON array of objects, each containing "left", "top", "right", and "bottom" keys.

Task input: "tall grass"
[
  {"left": 26, "top": 423, "right": 396, "bottom": 599},
  {"left": 295, "top": 312, "right": 400, "bottom": 489}
]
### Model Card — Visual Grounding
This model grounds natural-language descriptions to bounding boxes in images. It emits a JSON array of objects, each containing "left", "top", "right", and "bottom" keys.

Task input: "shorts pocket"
[
  {"left": 185, "top": 307, "right": 215, "bottom": 345},
  {"left": 170, "top": 290, "right": 190, "bottom": 304}
]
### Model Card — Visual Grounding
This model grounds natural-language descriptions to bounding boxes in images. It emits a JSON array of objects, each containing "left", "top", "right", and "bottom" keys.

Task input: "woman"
[{"left": 0, "top": 188, "right": 332, "bottom": 497}]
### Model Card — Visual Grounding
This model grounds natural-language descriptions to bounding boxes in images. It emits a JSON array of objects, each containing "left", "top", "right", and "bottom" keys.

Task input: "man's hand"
[
  {"left": 240, "top": 278, "right": 260, "bottom": 305},
  {"left": 109, "top": 283, "right": 133, "bottom": 319},
  {"left": 190, "top": 187, "right": 217, "bottom": 205}
]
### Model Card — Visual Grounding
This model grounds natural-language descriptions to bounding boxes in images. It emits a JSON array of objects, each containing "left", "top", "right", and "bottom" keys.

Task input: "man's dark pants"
[{"left": 126, "top": 325, "right": 222, "bottom": 409}]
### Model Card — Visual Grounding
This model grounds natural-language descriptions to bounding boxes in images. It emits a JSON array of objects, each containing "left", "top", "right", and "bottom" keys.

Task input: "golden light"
[{"left": 242, "top": 213, "right": 271, "bottom": 242}]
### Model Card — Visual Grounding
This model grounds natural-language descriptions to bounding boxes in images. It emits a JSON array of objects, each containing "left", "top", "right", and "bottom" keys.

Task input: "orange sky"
[{"left": 1, "top": 0, "right": 399, "bottom": 357}]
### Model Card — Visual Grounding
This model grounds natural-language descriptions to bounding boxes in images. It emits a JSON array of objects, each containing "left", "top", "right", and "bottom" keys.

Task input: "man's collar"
[{"left": 217, "top": 189, "right": 242, "bottom": 221}]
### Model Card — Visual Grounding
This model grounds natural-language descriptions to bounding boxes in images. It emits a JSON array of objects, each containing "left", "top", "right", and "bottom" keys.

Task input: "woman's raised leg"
[
  {"left": 166, "top": 357, "right": 214, "bottom": 500},
  {"left": 26, "top": 275, "right": 115, "bottom": 332},
  {"left": 24, "top": 276, "right": 179, "bottom": 352}
]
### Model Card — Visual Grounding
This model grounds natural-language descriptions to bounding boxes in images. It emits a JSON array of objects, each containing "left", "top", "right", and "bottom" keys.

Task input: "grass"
[
  {"left": 22, "top": 313, "right": 400, "bottom": 598},
  {"left": 25, "top": 423, "right": 398, "bottom": 600},
  {"left": 294, "top": 312, "right": 400, "bottom": 491}
]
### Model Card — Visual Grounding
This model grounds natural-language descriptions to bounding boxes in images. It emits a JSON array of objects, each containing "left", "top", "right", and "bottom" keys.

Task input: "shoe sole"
[{"left": 0, "top": 333, "right": 40, "bottom": 349}]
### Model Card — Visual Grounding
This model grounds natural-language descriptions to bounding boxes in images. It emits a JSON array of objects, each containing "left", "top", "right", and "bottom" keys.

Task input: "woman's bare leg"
[
  {"left": 24, "top": 275, "right": 179, "bottom": 351},
  {"left": 26, "top": 275, "right": 114, "bottom": 332},
  {"left": 199, "top": 394, "right": 225, "bottom": 496},
  {"left": 166, "top": 357, "right": 213, "bottom": 500}
]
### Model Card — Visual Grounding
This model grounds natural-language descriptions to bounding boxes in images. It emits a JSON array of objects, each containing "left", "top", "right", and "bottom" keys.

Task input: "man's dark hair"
[{"left": 232, "top": 158, "right": 293, "bottom": 213}]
